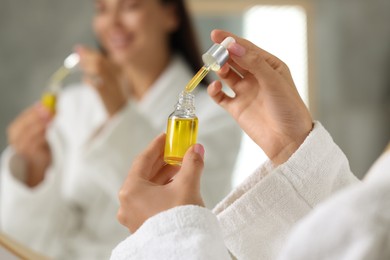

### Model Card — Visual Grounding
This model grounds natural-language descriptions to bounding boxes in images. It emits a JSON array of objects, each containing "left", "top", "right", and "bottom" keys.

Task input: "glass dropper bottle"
[
  {"left": 41, "top": 53, "right": 80, "bottom": 113},
  {"left": 163, "top": 37, "right": 235, "bottom": 165},
  {"left": 164, "top": 91, "right": 198, "bottom": 165}
]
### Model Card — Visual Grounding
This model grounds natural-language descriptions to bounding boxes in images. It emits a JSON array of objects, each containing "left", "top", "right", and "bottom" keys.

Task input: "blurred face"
[{"left": 93, "top": 0, "right": 178, "bottom": 65}]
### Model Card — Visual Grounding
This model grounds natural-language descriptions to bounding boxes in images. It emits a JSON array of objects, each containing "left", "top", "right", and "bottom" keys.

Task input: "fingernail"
[
  {"left": 194, "top": 144, "right": 205, "bottom": 159},
  {"left": 228, "top": 42, "right": 246, "bottom": 57},
  {"left": 211, "top": 80, "right": 222, "bottom": 91}
]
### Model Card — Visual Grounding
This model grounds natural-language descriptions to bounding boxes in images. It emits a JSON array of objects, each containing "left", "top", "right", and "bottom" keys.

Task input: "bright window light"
[{"left": 232, "top": 5, "right": 308, "bottom": 187}]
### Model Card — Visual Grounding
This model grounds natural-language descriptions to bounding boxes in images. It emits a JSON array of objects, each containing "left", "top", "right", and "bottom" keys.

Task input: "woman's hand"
[
  {"left": 7, "top": 104, "right": 53, "bottom": 187},
  {"left": 117, "top": 134, "right": 205, "bottom": 233},
  {"left": 208, "top": 30, "right": 313, "bottom": 165},
  {"left": 76, "top": 46, "right": 128, "bottom": 117}
]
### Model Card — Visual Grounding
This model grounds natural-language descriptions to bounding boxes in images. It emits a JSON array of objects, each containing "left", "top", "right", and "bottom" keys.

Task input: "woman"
[
  {"left": 110, "top": 30, "right": 360, "bottom": 259},
  {"left": 0, "top": 1, "right": 241, "bottom": 259}
]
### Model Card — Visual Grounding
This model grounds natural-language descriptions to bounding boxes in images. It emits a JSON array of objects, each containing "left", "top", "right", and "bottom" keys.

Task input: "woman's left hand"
[
  {"left": 117, "top": 134, "right": 205, "bottom": 233},
  {"left": 76, "top": 45, "right": 127, "bottom": 117}
]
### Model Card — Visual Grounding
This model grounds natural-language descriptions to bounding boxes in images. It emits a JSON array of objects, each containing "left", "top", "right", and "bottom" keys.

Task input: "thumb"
[
  {"left": 74, "top": 44, "right": 93, "bottom": 55},
  {"left": 74, "top": 45, "right": 100, "bottom": 63},
  {"left": 175, "top": 144, "right": 205, "bottom": 191}
]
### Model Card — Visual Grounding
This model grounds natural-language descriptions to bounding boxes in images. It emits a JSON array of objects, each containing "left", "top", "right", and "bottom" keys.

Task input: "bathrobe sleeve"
[
  {"left": 278, "top": 150, "right": 390, "bottom": 260},
  {"left": 213, "top": 121, "right": 359, "bottom": 260},
  {"left": 110, "top": 206, "right": 231, "bottom": 260},
  {"left": 0, "top": 120, "right": 79, "bottom": 257},
  {"left": 0, "top": 86, "right": 160, "bottom": 259}
]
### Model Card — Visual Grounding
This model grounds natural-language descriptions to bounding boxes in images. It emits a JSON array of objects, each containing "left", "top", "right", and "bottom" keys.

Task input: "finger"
[
  {"left": 23, "top": 138, "right": 48, "bottom": 159},
  {"left": 18, "top": 136, "right": 47, "bottom": 159},
  {"left": 75, "top": 45, "right": 100, "bottom": 60},
  {"left": 216, "top": 62, "right": 244, "bottom": 89},
  {"left": 76, "top": 45, "right": 103, "bottom": 74},
  {"left": 36, "top": 103, "right": 54, "bottom": 121},
  {"left": 9, "top": 104, "right": 50, "bottom": 145},
  {"left": 7, "top": 108, "right": 30, "bottom": 144},
  {"left": 227, "top": 60, "right": 246, "bottom": 79},
  {"left": 130, "top": 133, "right": 166, "bottom": 179},
  {"left": 211, "top": 29, "right": 272, "bottom": 60},
  {"left": 15, "top": 105, "right": 38, "bottom": 122},
  {"left": 17, "top": 123, "right": 47, "bottom": 155},
  {"left": 77, "top": 47, "right": 113, "bottom": 90},
  {"left": 211, "top": 29, "right": 285, "bottom": 74},
  {"left": 21, "top": 105, "right": 51, "bottom": 130},
  {"left": 83, "top": 75, "right": 104, "bottom": 88},
  {"left": 26, "top": 120, "right": 47, "bottom": 140},
  {"left": 175, "top": 144, "right": 205, "bottom": 192},
  {"left": 226, "top": 43, "right": 283, "bottom": 94},
  {"left": 150, "top": 164, "right": 180, "bottom": 185},
  {"left": 207, "top": 81, "right": 233, "bottom": 110},
  {"left": 10, "top": 105, "right": 40, "bottom": 133}
]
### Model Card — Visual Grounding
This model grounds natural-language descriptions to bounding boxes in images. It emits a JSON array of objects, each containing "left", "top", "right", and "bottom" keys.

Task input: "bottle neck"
[{"left": 174, "top": 91, "right": 196, "bottom": 116}]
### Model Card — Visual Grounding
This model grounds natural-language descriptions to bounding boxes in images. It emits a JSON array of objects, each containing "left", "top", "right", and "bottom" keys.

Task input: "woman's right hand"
[
  {"left": 208, "top": 30, "right": 313, "bottom": 165},
  {"left": 7, "top": 104, "right": 53, "bottom": 187},
  {"left": 76, "top": 46, "right": 128, "bottom": 117}
]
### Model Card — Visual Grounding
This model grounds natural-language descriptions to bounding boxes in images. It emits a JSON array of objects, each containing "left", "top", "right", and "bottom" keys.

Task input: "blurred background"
[{"left": 1, "top": 0, "right": 389, "bottom": 181}]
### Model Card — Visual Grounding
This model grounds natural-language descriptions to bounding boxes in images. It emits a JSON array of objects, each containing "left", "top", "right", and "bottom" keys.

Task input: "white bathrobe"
[
  {"left": 110, "top": 122, "right": 360, "bottom": 260},
  {"left": 0, "top": 56, "right": 242, "bottom": 260},
  {"left": 279, "top": 147, "right": 390, "bottom": 260}
]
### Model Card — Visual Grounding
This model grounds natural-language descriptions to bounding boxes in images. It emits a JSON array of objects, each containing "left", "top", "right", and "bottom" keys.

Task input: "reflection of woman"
[{"left": 0, "top": 1, "right": 241, "bottom": 259}]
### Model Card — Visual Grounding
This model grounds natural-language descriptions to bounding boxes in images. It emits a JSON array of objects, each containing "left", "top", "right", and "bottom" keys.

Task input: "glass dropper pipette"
[
  {"left": 184, "top": 36, "right": 236, "bottom": 93},
  {"left": 41, "top": 53, "right": 80, "bottom": 113}
]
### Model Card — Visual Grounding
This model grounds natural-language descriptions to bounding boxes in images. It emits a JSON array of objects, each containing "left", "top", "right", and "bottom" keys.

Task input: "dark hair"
[{"left": 162, "top": 0, "right": 210, "bottom": 86}]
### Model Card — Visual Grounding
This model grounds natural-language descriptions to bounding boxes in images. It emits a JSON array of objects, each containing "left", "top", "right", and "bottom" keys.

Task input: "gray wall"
[
  {"left": 0, "top": 0, "right": 389, "bottom": 177},
  {"left": 0, "top": 0, "right": 94, "bottom": 150},
  {"left": 314, "top": 0, "right": 390, "bottom": 177}
]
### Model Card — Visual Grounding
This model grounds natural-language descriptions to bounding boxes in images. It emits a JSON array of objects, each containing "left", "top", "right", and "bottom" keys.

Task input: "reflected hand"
[
  {"left": 117, "top": 134, "right": 205, "bottom": 233},
  {"left": 76, "top": 45, "right": 127, "bottom": 117},
  {"left": 208, "top": 30, "right": 313, "bottom": 165},
  {"left": 7, "top": 104, "right": 53, "bottom": 187}
]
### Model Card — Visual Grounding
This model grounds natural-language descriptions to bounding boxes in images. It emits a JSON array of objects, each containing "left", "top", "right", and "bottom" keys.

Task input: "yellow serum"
[
  {"left": 164, "top": 117, "right": 199, "bottom": 165},
  {"left": 41, "top": 92, "right": 57, "bottom": 114},
  {"left": 184, "top": 66, "right": 210, "bottom": 93},
  {"left": 49, "top": 66, "right": 70, "bottom": 87}
]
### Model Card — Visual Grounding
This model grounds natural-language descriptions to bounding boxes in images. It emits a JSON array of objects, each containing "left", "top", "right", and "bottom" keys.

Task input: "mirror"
[{"left": 1, "top": 0, "right": 390, "bottom": 258}]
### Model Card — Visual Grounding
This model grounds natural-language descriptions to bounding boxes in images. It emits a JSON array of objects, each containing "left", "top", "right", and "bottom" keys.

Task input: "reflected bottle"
[
  {"left": 41, "top": 92, "right": 57, "bottom": 114},
  {"left": 164, "top": 91, "right": 198, "bottom": 165}
]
